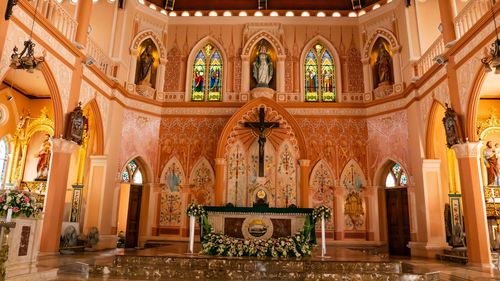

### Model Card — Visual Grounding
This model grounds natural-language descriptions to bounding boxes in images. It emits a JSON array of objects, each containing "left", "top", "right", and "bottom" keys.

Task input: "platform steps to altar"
[
  {"left": 88, "top": 255, "right": 440, "bottom": 280},
  {"left": 436, "top": 247, "right": 468, "bottom": 264}
]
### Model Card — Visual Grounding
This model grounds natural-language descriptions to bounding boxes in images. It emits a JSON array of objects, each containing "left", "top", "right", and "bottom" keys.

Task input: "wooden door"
[
  {"left": 386, "top": 188, "right": 410, "bottom": 256},
  {"left": 125, "top": 185, "right": 142, "bottom": 248}
]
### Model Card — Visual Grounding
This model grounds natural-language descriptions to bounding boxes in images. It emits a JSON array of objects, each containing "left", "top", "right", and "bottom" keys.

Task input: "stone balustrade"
[
  {"left": 30, "top": 0, "right": 77, "bottom": 42},
  {"left": 86, "top": 37, "right": 117, "bottom": 77},
  {"left": 455, "top": 0, "right": 492, "bottom": 39},
  {"left": 415, "top": 35, "right": 445, "bottom": 78}
]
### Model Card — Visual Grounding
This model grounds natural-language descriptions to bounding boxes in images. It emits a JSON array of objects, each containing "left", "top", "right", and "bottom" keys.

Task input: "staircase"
[{"left": 89, "top": 255, "right": 440, "bottom": 280}]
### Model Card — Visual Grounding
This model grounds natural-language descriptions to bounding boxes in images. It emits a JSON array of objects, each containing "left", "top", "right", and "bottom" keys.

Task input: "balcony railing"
[
  {"left": 86, "top": 37, "right": 117, "bottom": 77},
  {"left": 455, "top": 0, "right": 493, "bottom": 39},
  {"left": 415, "top": 35, "right": 445, "bottom": 77},
  {"left": 29, "top": 0, "right": 78, "bottom": 43}
]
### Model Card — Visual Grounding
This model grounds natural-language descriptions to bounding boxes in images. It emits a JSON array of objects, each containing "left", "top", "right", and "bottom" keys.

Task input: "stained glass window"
[
  {"left": 0, "top": 138, "right": 8, "bottom": 190},
  {"left": 304, "top": 43, "right": 336, "bottom": 102},
  {"left": 191, "top": 43, "right": 223, "bottom": 101},
  {"left": 121, "top": 159, "right": 143, "bottom": 184},
  {"left": 385, "top": 162, "right": 408, "bottom": 188}
]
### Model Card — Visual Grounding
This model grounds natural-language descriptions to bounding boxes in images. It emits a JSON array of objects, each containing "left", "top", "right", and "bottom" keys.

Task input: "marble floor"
[{"left": 21, "top": 243, "right": 500, "bottom": 280}]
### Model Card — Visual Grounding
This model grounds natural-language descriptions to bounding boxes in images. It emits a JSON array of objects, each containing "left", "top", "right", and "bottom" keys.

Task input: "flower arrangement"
[
  {"left": 201, "top": 231, "right": 312, "bottom": 258},
  {"left": 0, "top": 190, "right": 42, "bottom": 218},
  {"left": 312, "top": 205, "right": 332, "bottom": 221},
  {"left": 186, "top": 202, "right": 206, "bottom": 217}
]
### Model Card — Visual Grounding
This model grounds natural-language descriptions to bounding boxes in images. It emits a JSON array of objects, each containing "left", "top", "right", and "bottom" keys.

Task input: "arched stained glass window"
[
  {"left": 304, "top": 43, "right": 336, "bottom": 102},
  {"left": 121, "top": 160, "right": 143, "bottom": 185},
  {"left": 191, "top": 43, "right": 223, "bottom": 101},
  {"left": 385, "top": 162, "right": 408, "bottom": 188},
  {"left": 0, "top": 137, "right": 8, "bottom": 189}
]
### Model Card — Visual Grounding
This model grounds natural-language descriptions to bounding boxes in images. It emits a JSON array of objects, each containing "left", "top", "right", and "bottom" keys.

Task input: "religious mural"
[
  {"left": 276, "top": 142, "right": 297, "bottom": 207},
  {"left": 227, "top": 141, "right": 247, "bottom": 206},
  {"left": 189, "top": 157, "right": 215, "bottom": 205},
  {"left": 340, "top": 160, "right": 367, "bottom": 231},
  {"left": 309, "top": 160, "right": 335, "bottom": 230},
  {"left": 159, "top": 157, "right": 185, "bottom": 227}
]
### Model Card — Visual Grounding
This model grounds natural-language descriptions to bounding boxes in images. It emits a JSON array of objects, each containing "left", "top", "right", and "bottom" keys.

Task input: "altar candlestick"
[
  {"left": 6, "top": 209, "right": 12, "bottom": 223},
  {"left": 321, "top": 214, "right": 326, "bottom": 257},
  {"left": 188, "top": 215, "right": 195, "bottom": 254}
]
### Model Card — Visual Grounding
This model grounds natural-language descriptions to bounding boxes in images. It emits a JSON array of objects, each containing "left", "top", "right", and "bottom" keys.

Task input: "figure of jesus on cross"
[{"left": 244, "top": 107, "right": 280, "bottom": 177}]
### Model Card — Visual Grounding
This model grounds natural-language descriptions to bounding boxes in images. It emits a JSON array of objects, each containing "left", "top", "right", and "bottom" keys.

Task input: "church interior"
[{"left": 0, "top": 0, "right": 500, "bottom": 280}]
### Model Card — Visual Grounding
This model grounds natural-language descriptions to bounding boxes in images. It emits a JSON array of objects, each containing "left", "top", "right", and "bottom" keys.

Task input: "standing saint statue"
[
  {"left": 35, "top": 133, "right": 52, "bottom": 180},
  {"left": 136, "top": 44, "right": 155, "bottom": 86},
  {"left": 253, "top": 44, "right": 273, "bottom": 88},
  {"left": 375, "top": 43, "right": 392, "bottom": 86},
  {"left": 484, "top": 141, "right": 499, "bottom": 186}
]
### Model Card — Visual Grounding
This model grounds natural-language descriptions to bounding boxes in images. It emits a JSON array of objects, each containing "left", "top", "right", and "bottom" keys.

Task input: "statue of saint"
[
  {"left": 136, "top": 45, "right": 155, "bottom": 86},
  {"left": 35, "top": 134, "right": 51, "bottom": 180},
  {"left": 484, "top": 141, "right": 499, "bottom": 186},
  {"left": 253, "top": 44, "right": 273, "bottom": 88},
  {"left": 375, "top": 44, "right": 392, "bottom": 86}
]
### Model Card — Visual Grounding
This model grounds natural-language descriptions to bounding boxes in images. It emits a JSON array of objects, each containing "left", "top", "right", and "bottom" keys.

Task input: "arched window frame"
[
  {"left": 121, "top": 160, "right": 143, "bottom": 185},
  {"left": 191, "top": 43, "right": 223, "bottom": 102},
  {"left": 0, "top": 137, "right": 8, "bottom": 189},
  {"left": 304, "top": 42, "right": 337, "bottom": 102},
  {"left": 385, "top": 163, "right": 408, "bottom": 188}
]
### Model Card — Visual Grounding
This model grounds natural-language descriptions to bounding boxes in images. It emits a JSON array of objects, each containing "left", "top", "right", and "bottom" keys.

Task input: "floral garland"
[
  {"left": 201, "top": 231, "right": 312, "bottom": 258},
  {"left": 312, "top": 205, "right": 332, "bottom": 221},
  {"left": 0, "top": 190, "right": 42, "bottom": 218},
  {"left": 186, "top": 202, "right": 206, "bottom": 217}
]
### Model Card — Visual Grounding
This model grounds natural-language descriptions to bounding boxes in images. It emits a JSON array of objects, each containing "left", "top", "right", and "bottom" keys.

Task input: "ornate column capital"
[
  {"left": 215, "top": 158, "right": 226, "bottom": 165},
  {"left": 299, "top": 159, "right": 310, "bottom": 167},
  {"left": 51, "top": 138, "right": 79, "bottom": 154},
  {"left": 452, "top": 142, "right": 482, "bottom": 159}
]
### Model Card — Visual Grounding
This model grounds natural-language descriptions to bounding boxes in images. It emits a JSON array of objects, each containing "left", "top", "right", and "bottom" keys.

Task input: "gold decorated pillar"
[
  {"left": 299, "top": 159, "right": 310, "bottom": 208},
  {"left": 39, "top": 138, "right": 79, "bottom": 254},
  {"left": 214, "top": 158, "right": 226, "bottom": 206},
  {"left": 453, "top": 142, "right": 492, "bottom": 267}
]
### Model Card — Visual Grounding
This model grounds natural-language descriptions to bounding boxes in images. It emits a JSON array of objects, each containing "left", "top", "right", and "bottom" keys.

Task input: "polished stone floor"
[{"left": 22, "top": 242, "right": 500, "bottom": 280}]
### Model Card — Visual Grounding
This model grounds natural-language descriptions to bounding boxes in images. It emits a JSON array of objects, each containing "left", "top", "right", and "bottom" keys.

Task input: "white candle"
[
  {"left": 6, "top": 208, "right": 12, "bottom": 222},
  {"left": 189, "top": 215, "right": 195, "bottom": 254},
  {"left": 321, "top": 214, "right": 326, "bottom": 257}
]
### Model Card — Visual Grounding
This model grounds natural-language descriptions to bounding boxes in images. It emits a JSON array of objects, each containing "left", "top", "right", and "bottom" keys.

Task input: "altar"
[{"left": 203, "top": 206, "right": 315, "bottom": 240}]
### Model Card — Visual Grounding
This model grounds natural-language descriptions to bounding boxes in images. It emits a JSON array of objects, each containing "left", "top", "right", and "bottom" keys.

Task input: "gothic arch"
[
  {"left": 130, "top": 30, "right": 167, "bottom": 60},
  {"left": 121, "top": 155, "right": 154, "bottom": 184},
  {"left": 241, "top": 31, "right": 286, "bottom": 58},
  {"left": 373, "top": 157, "right": 408, "bottom": 186},
  {"left": 425, "top": 100, "right": 447, "bottom": 159},
  {"left": 299, "top": 35, "right": 343, "bottom": 101},
  {"left": 82, "top": 98, "right": 104, "bottom": 155},
  {"left": 0, "top": 64, "right": 64, "bottom": 137},
  {"left": 159, "top": 156, "right": 186, "bottom": 191},
  {"left": 362, "top": 28, "right": 401, "bottom": 59},
  {"left": 184, "top": 36, "right": 229, "bottom": 101},
  {"left": 216, "top": 97, "right": 307, "bottom": 160},
  {"left": 339, "top": 159, "right": 367, "bottom": 189},
  {"left": 465, "top": 63, "right": 488, "bottom": 142}
]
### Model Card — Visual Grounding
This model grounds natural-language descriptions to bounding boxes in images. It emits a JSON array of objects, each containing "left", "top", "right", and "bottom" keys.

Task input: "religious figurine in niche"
[
  {"left": 253, "top": 43, "right": 273, "bottom": 87},
  {"left": 484, "top": 141, "right": 499, "bottom": 186},
  {"left": 209, "top": 68, "right": 221, "bottom": 92},
  {"left": 136, "top": 44, "right": 155, "bottom": 86},
  {"left": 35, "top": 133, "right": 52, "bottom": 180},
  {"left": 375, "top": 43, "right": 392, "bottom": 86}
]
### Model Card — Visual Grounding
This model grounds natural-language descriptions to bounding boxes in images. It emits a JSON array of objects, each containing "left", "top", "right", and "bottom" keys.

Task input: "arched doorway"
[
  {"left": 383, "top": 161, "right": 410, "bottom": 256},
  {"left": 118, "top": 158, "right": 145, "bottom": 248}
]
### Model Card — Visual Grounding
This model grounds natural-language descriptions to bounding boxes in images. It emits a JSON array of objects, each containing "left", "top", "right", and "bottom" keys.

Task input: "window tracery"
[
  {"left": 121, "top": 160, "right": 143, "bottom": 184},
  {"left": 304, "top": 43, "right": 336, "bottom": 102},
  {"left": 385, "top": 163, "right": 408, "bottom": 187},
  {"left": 192, "top": 43, "right": 223, "bottom": 101}
]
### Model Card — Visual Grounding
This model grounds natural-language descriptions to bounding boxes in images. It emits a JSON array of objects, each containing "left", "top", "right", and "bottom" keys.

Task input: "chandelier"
[
  {"left": 9, "top": 0, "right": 44, "bottom": 73},
  {"left": 482, "top": 0, "right": 500, "bottom": 74}
]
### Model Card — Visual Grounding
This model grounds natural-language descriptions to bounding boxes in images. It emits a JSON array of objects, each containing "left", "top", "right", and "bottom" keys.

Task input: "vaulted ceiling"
[{"left": 149, "top": 0, "right": 382, "bottom": 11}]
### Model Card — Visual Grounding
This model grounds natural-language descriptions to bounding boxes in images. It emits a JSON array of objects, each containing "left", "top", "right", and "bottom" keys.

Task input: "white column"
[
  {"left": 156, "top": 61, "right": 166, "bottom": 93},
  {"left": 128, "top": 49, "right": 138, "bottom": 84},
  {"left": 392, "top": 49, "right": 403, "bottom": 85},
  {"left": 361, "top": 58, "right": 371, "bottom": 93}
]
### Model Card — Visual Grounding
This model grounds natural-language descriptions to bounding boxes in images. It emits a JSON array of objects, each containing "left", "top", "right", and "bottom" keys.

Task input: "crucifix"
[{"left": 244, "top": 107, "right": 279, "bottom": 177}]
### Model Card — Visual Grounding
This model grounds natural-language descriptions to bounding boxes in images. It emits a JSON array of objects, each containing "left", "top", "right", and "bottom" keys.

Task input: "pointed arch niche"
[
  {"left": 339, "top": 159, "right": 367, "bottom": 232},
  {"left": 189, "top": 157, "right": 215, "bottom": 205},
  {"left": 241, "top": 32, "right": 286, "bottom": 95},
  {"left": 128, "top": 30, "right": 167, "bottom": 93},
  {"left": 185, "top": 36, "right": 228, "bottom": 102},
  {"left": 158, "top": 156, "right": 186, "bottom": 229},
  {"left": 309, "top": 160, "right": 335, "bottom": 231},
  {"left": 216, "top": 97, "right": 307, "bottom": 207},
  {"left": 362, "top": 28, "right": 403, "bottom": 98},
  {"left": 300, "top": 36, "right": 342, "bottom": 102}
]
